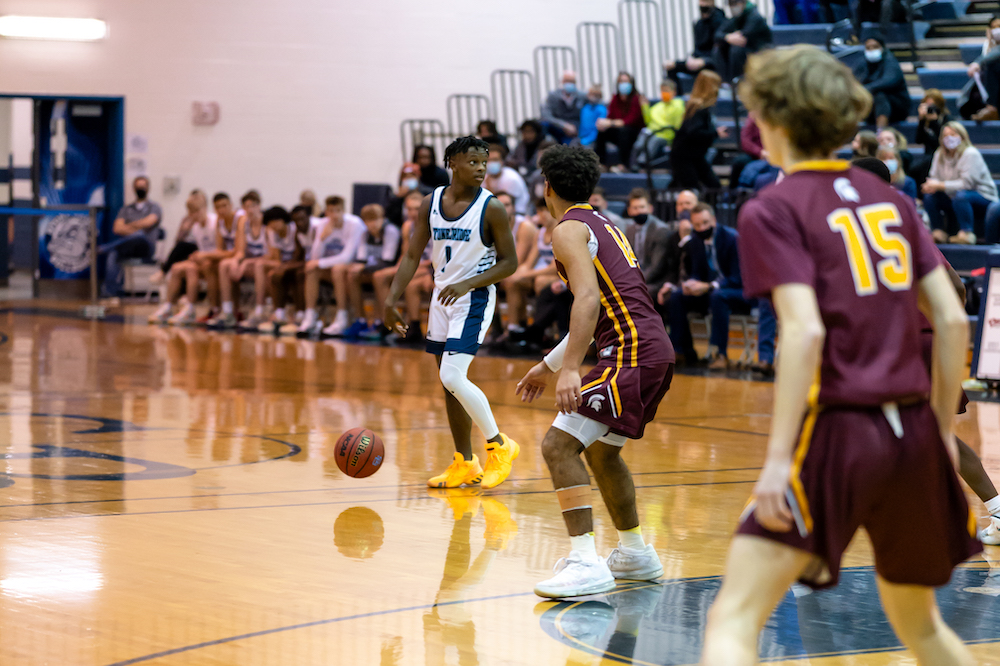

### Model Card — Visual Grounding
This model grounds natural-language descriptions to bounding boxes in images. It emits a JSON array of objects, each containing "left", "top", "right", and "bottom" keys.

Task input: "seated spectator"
[
  {"left": 714, "top": 0, "right": 772, "bottom": 83},
  {"left": 664, "top": 0, "right": 726, "bottom": 94},
  {"left": 623, "top": 188, "right": 675, "bottom": 301},
  {"left": 665, "top": 202, "right": 749, "bottom": 368},
  {"left": 413, "top": 144, "right": 450, "bottom": 189},
  {"left": 634, "top": 80, "right": 687, "bottom": 168},
  {"left": 526, "top": 144, "right": 557, "bottom": 206},
  {"left": 922, "top": 121, "right": 999, "bottom": 244},
  {"left": 484, "top": 143, "right": 530, "bottom": 215},
  {"left": 240, "top": 206, "right": 298, "bottom": 330},
  {"left": 386, "top": 162, "right": 430, "bottom": 226},
  {"left": 519, "top": 279, "right": 572, "bottom": 351},
  {"left": 670, "top": 70, "right": 727, "bottom": 190},
  {"left": 496, "top": 191, "right": 538, "bottom": 267},
  {"left": 502, "top": 202, "right": 559, "bottom": 338},
  {"left": 267, "top": 205, "right": 313, "bottom": 334},
  {"left": 656, "top": 190, "right": 698, "bottom": 310},
  {"left": 912, "top": 89, "right": 951, "bottom": 185},
  {"left": 877, "top": 126, "right": 913, "bottom": 175},
  {"left": 100, "top": 175, "right": 162, "bottom": 298},
  {"left": 299, "top": 189, "right": 319, "bottom": 217},
  {"left": 851, "top": 129, "right": 879, "bottom": 158},
  {"left": 967, "top": 16, "right": 1000, "bottom": 121},
  {"left": 508, "top": 120, "right": 555, "bottom": 176},
  {"left": 595, "top": 71, "right": 647, "bottom": 169},
  {"left": 476, "top": 120, "right": 508, "bottom": 154},
  {"left": 151, "top": 188, "right": 212, "bottom": 286},
  {"left": 297, "top": 196, "right": 366, "bottom": 335},
  {"left": 377, "top": 190, "right": 433, "bottom": 345},
  {"left": 208, "top": 190, "right": 267, "bottom": 329},
  {"left": 540, "top": 70, "right": 587, "bottom": 144},
  {"left": 578, "top": 84, "right": 607, "bottom": 149},
  {"left": 340, "top": 204, "right": 401, "bottom": 339},
  {"left": 876, "top": 145, "right": 917, "bottom": 200},
  {"left": 731, "top": 112, "right": 766, "bottom": 188},
  {"left": 854, "top": 31, "right": 909, "bottom": 128},
  {"left": 588, "top": 187, "right": 626, "bottom": 229},
  {"left": 148, "top": 190, "right": 218, "bottom": 325}
]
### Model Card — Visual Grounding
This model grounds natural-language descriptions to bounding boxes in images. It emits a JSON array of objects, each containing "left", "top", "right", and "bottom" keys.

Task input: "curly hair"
[
  {"left": 538, "top": 145, "right": 602, "bottom": 203},
  {"left": 443, "top": 136, "right": 490, "bottom": 168},
  {"left": 262, "top": 206, "right": 290, "bottom": 224}
]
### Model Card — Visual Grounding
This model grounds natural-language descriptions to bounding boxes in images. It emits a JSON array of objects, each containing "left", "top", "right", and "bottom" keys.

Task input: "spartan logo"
[
  {"left": 44, "top": 214, "right": 92, "bottom": 274},
  {"left": 834, "top": 177, "right": 860, "bottom": 203},
  {"left": 587, "top": 393, "right": 606, "bottom": 413}
]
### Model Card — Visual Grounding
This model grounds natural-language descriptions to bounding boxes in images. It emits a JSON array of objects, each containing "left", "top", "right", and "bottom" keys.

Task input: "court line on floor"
[
  {"left": 0, "top": 467, "right": 763, "bottom": 510},
  {"left": 0, "top": 479, "right": 757, "bottom": 523}
]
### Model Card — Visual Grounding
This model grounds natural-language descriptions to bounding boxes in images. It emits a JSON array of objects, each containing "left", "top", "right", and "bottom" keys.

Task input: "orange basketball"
[{"left": 334, "top": 427, "right": 385, "bottom": 478}]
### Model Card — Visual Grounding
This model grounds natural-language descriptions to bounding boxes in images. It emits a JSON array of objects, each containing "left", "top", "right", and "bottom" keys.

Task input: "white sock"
[
  {"left": 986, "top": 496, "right": 1000, "bottom": 516},
  {"left": 438, "top": 353, "right": 500, "bottom": 439},
  {"left": 334, "top": 309, "right": 348, "bottom": 324},
  {"left": 274, "top": 308, "right": 285, "bottom": 321},
  {"left": 222, "top": 301, "right": 233, "bottom": 315},
  {"left": 618, "top": 526, "right": 645, "bottom": 551},
  {"left": 569, "top": 533, "right": 598, "bottom": 560},
  {"left": 178, "top": 303, "right": 194, "bottom": 315},
  {"left": 254, "top": 305, "right": 263, "bottom": 316}
]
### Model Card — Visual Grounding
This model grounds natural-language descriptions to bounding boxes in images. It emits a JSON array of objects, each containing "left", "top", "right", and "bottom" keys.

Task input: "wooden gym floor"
[{"left": 1, "top": 303, "right": 999, "bottom": 666}]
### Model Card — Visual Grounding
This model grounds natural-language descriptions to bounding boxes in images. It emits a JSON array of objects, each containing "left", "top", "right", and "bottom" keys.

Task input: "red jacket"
[{"left": 607, "top": 93, "right": 645, "bottom": 129}]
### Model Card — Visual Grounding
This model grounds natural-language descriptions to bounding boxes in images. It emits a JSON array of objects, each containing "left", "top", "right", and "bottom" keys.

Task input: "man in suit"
[
  {"left": 622, "top": 189, "right": 676, "bottom": 302},
  {"left": 666, "top": 202, "right": 751, "bottom": 368}
]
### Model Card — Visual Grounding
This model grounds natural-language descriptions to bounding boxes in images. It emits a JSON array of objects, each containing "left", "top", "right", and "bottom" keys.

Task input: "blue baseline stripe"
[{"left": 447, "top": 288, "right": 489, "bottom": 354}]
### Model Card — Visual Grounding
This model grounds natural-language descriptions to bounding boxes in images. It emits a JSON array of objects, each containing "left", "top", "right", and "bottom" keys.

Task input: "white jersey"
[
  {"left": 268, "top": 227, "right": 297, "bottom": 262},
  {"left": 428, "top": 186, "right": 496, "bottom": 290},
  {"left": 218, "top": 215, "right": 238, "bottom": 251},
  {"left": 184, "top": 213, "right": 218, "bottom": 253}
]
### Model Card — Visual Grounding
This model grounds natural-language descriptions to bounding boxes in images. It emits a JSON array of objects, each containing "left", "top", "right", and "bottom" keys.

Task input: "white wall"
[{"left": 0, "top": 0, "right": 767, "bottom": 237}]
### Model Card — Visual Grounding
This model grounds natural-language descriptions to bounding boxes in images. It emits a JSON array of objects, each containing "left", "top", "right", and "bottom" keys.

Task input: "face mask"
[
  {"left": 631, "top": 213, "right": 648, "bottom": 225},
  {"left": 881, "top": 139, "right": 895, "bottom": 149},
  {"left": 563, "top": 82, "right": 577, "bottom": 94},
  {"left": 403, "top": 178, "right": 419, "bottom": 190},
  {"left": 135, "top": 188, "right": 148, "bottom": 200},
  {"left": 942, "top": 135, "right": 962, "bottom": 151},
  {"left": 699, "top": 5, "right": 714, "bottom": 16},
  {"left": 618, "top": 82, "right": 633, "bottom": 96},
  {"left": 486, "top": 161, "right": 503, "bottom": 176},
  {"left": 992, "top": 28, "right": 1000, "bottom": 41},
  {"left": 696, "top": 227, "right": 714, "bottom": 240},
  {"left": 884, "top": 159, "right": 899, "bottom": 175},
  {"left": 864, "top": 48, "right": 883, "bottom": 63},
  {"left": 661, "top": 92, "right": 674, "bottom": 103},
  {"left": 729, "top": 3, "right": 744, "bottom": 17}
]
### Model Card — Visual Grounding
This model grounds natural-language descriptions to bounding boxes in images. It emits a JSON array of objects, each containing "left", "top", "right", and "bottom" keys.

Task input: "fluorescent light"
[{"left": 0, "top": 16, "right": 107, "bottom": 41}]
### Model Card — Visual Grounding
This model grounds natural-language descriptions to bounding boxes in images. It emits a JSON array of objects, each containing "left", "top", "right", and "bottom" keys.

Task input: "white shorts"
[
  {"left": 425, "top": 285, "right": 497, "bottom": 356},
  {"left": 552, "top": 411, "right": 628, "bottom": 448}
]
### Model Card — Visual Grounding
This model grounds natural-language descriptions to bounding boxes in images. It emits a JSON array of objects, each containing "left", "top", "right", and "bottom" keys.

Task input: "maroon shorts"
[
  {"left": 577, "top": 363, "right": 673, "bottom": 439},
  {"left": 738, "top": 402, "right": 981, "bottom": 589},
  {"left": 921, "top": 331, "right": 969, "bottom": 414}
]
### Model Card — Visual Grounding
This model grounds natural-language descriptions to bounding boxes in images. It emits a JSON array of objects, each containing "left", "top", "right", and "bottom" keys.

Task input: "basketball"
[{"left": 335, "top": 427, "right": 385, "bottom": 478}]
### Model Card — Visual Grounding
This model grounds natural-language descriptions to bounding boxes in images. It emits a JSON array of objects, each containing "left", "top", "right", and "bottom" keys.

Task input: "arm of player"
[
  {"left": 515, "top": 333, "right": 596, "bottom": 403},
  {"left": 438, "top": 198, "right": 518, "bottom": 306},
  {"left": 232, "top": 216, "right": 247, "bottom": 262},
  {"left": 384, "top": 196, "right": 432, "bottom": 334},
  {"left": 552, "top": 220, "right": 601, "bottom": 415},
  {"left": 918, "top": 265, "right": 969, "bottom": 466},
  {"left": 755, "top": 283, "right": 826, "bottom": 533}
]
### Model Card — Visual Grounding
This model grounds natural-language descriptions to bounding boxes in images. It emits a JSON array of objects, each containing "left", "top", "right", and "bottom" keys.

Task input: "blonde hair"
[
  {"left": 941, "top": 121, "right": 971, "bottom": 156},
  {"left": 878, "top": 127, "right": 908, "bottom": 151},
  {"left": 685, "top": 69, "right": 723, "bottom": 121},
  {"left": 739, "top": 45, "right": 871, "bottom": 157},
  {"left": 359, "top": 203, "right": 385, "bottom": 221}
]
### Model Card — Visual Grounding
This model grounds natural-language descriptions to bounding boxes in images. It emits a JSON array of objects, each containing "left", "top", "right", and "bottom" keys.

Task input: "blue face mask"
[
  {"left": 486, "top": 161, "right": 502, "bottom": 176},
  {"left": 884, "top": 159, "right": 898, "bottom": 175},
  {"left": 563, "top": 82, "right": 577, "bottom": 94},
  {"left": 618, "top": 82, "right": 633, "bottom": 96},
  {"left": 865, "top": 48, "right": 883, "bottom": 63}
]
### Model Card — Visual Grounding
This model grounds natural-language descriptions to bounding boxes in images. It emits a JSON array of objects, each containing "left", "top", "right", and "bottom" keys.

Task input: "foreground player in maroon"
[
  {"left": 701, "top": 46, "right": 980, "bottom": 665},
  {"left": 516, "top": 145, "right": 675, "bottom": 598}
]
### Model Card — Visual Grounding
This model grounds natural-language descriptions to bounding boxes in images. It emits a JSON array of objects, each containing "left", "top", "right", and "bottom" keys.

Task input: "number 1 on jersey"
[
  {"left": 441, "top": 246, "right": 452, "bottom": 274},
  {"left": 827, "top": 203, "right": 912, "bottom": 296}
]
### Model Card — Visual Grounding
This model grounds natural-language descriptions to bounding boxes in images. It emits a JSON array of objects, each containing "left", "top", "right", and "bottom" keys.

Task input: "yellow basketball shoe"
[
  {"left": 481, "top": 434, "right": 520, "bottom": 489},
  {"left": 481, "top": 498, "right": 518, "bottom": 550},
  {"left": 428, "top": 453, "right": 483, "bottom": 488}
]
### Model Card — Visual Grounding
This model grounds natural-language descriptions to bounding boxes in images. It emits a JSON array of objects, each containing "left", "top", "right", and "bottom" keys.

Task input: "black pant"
[
  {"left": 983, "top": 57, "right": 1000, "bottom": 108},
  {"left": 667, "top": 57, "right": 715, "bottom": 94},
  {"left": 595, "top": 125, "right": 642, "bottom": 168},
  {"left": 714, "top": 44, "right": 749, "bottom": 83},
  {"left": 525, "top": 285, "right": 573, "bottom": 343},
  {"left": 162, "top": 241, "right": 198, "bottom": 273},
  {"left": 868, "top": 91, "right": 910, "bottom": 125},
  {"left": 729, "top": 154, "right": 755, "bottom": 189},
  {"left": 671, "top": 152, "right": 721, "bottom": 190}
]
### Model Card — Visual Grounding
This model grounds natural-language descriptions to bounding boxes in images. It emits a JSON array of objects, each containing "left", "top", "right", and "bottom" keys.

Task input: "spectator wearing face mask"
[
  {"left": 967, "top": 16, "right": 1000, "bottom": 122},
  {"left": 876, "top": 145, "right": 917, "bottom": 201},
  {"left": 386, "top": 162, "right": 430, "bottom": 226},
  {"left": 912, "top": 89, "right": 951, "bottom": 187},
  {"left": 540, "top": 71, "right": 588, "bottom": 145},
  {"left": 587, "top": 187, "right": 625, "bottom": 230},
  {"left": 508, "top": 120, "right": 555, "bottom": 177},
  {"left": 854, "top": 31, "right": 910, "bottom": 128},
  {"left": 623, "top": 188, "right": 675, "bottom": 302},
  {"left": 646, "top": 80, "right": 686, "bottom": 146},
  {"left": 714, "top": 0, "right": 772, "bottom": 83},
  {"left": 484, "top": 143, "right": 530, "bottom": 215},
  {"left": 922, "top": 121, "right": 999, "bottom": 244},
  {"left": 578, "top": 84, "right": 607, "bottom": 149},
  {"left": 595, "top": 71, "right": 647, "bottom": 170},
  {"left": 876, "top": 127, "right": 913, "bottom": 177},
  {"left": 100, "top": 175, "right": 162, "bottom": 298},
  {"left": 656, "top": 190, "right": 698, "bottom": 312},
  {"left": 664, "top": 0, "right": 726, "bottom": 95}
]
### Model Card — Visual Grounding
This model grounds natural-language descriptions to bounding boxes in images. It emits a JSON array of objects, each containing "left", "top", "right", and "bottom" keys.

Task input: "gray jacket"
[
  {"left": 541, "top": 89, "right": 587, "bottom": 129},
  {"left": 624, "top": 215, "right": 677, "bottom": 298}
]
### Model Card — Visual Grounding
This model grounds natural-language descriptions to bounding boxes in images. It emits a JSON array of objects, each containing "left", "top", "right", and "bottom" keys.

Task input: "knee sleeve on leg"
[{"left": 438, "top": 353, "right": 500, "bottom": 440}]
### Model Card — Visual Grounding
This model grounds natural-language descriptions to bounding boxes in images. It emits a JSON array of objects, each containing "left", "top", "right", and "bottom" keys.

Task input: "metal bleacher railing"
[
  {"left": 619, "top": 0, "right": 667, "bottom": 102},
  {"left": 446, "top": 94, "right": 492, "bottom": 139},
  {"left": 490, "top": 69, "right": 537, "bottom": 137},
  {"left": 399, "top": 119, "right": 449, "bottom": 164},
  {"left": 576, "top": 22, "right": 622, "bottom": 93},
  {"left": 533, "top": 46, "right": 577, "bottom": 106}
]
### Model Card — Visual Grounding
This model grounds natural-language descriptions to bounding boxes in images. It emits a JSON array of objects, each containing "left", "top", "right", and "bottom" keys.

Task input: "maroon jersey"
[
  {"left": 555, "top": 204, "right": 674, "bottom": 368},
  {"left": 739, "top": 162, "right": 941, "bottom": 406}
]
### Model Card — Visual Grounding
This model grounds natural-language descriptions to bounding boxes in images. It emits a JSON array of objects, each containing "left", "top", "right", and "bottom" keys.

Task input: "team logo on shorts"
[{"left": 587, "top": 394, "right": 605, "bottom": 412}]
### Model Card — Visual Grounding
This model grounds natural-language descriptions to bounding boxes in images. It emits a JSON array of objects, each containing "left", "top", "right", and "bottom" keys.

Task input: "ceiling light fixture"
[{"left": 0, "top": 16, "right": 107, "bottom": 41}]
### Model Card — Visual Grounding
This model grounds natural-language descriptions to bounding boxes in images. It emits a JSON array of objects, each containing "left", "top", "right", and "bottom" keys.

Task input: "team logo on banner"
[{"left": 42, "top": 214, "right": 91, "bottom": 274}]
